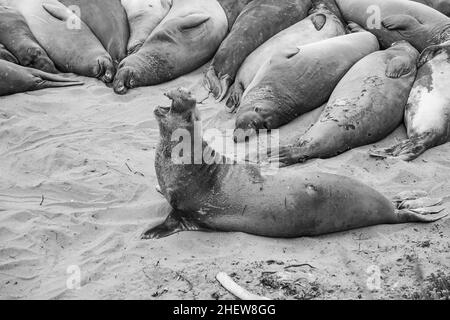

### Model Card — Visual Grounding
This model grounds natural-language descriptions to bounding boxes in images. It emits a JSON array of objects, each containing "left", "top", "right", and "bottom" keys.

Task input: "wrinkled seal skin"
[
  {"left": 204, "top": 0, "right": 313, "bottom": 101},
  {"left": 0, "top": 59, "right": 83, "bottom": 96},
  {"left": 0, "top": 44, "right": 18, "bottom": 64},
  {"left": 411, "top": 0, "right": 450, "bottom": 16},
  {"left": 5, "top": 0, "right": 115, "bottom": 83},
  {"left": 233, "top": 32, "right": 380, "bottom": 143},
  {"left": 113, "top": 0, "right": 228, "bottom": 94},
  {"left": 0, "top": 6, "right": 57, "bottom": 73},
  {"left": 273, "top": 41, "right": 419, "bottom": 167},
  {"left": 141, "top": 88, "right": 447, "bottom": 239},
  {"left": 226, "top": 0, "right": 347, "bottom": 113},
  {"left": 121, "top": 0, "right": 172, "bottom": 54},
  {"left": 59, "top": 0, "right": 129, "bottom": 66},
  {"left": 370, "top": 43, "right": 450, "bottom": 161},
  {"left": 336, "top": 0, "right": 450, "bottom": 51}
]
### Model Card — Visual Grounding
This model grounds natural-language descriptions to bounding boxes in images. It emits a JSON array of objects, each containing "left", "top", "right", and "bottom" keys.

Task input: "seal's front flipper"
[
  {"left": 369, "top": 137, "right": 428, "bottom": 161},
  {"left": 382, "top": 15, "right": 420, "bottom": 30},
  {"left": 347, "top": 22, "right": 365, "bottom": 33},
  {"left": 225, "top": 82, "right": 244, "bottom": 113},
  {"left": 141, "top": 210, "right": 205, "bottom": 240},
  {"left": 419, "top": 40, "right": 450, "bottom": 67},
  {"left": 42, "top": 3, "right": 78, "bottom": 22},
  {"left": 385, "top": 56, "right": 414, "bottom": 78}
]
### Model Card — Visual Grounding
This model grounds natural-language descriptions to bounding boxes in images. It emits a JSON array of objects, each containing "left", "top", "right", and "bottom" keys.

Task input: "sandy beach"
[{"left": 0, "top": 64, "right": 449, "bottom": 300}]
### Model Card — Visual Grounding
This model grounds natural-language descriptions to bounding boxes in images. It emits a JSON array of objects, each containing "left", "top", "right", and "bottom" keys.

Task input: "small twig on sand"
[
  {"left": 125, "top": 162, "right": 145, "bottom": 177},
  {"left": 40, "top": 195, "right": 44, "bottom": 206},
  {"left": 284, "top": 263, "right": 315, "bottom": 270},
  {"left": 216, "top": 272, "right": 270, "bottom": 300}
]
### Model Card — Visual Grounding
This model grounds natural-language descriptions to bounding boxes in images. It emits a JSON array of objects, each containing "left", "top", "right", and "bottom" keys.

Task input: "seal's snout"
[
  {"left": 113, "top": 66, "right": 136, "bottom": 95},
  {"left": 233, "top": 110, "right": 266, "bottom": 143},
  {"left": 96, "top": 55, "right": 116, "bottom": 83},
  {"left": 164, "top": 87, "right": 197, "bottom": 113}
]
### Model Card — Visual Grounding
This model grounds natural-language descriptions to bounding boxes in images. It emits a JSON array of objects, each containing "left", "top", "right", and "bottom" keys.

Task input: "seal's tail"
[{"left": 393, "top": 191, "right": 447, "bottom": 223}]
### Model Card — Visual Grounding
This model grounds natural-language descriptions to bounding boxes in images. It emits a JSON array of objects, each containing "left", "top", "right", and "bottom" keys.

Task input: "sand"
[{"left": 0, "top": 65, "right": 449, "bottom": 300}]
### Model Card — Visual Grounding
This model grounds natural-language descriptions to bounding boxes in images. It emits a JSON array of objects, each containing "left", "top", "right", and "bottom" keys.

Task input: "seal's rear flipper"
[
  {"left": 31, "top": 69, "right": 84, "bottom": 89},
  {"left": 419, "top": 40, "right": 450, "bottom": 67},
  {"left": 369, "top": 137, "right": 428, "bottom": 161},
  {"left": 394, "top": 192, "right": 447, "bottom": 223},
  {"left": 204, "top": 66, "right": 232, "bottom": 101},
  {"left": 382, "top": 15, "right": 420, "bottom": 31},
  {"left": 141, "top": 210, "right": 206, "bottom": 239}
]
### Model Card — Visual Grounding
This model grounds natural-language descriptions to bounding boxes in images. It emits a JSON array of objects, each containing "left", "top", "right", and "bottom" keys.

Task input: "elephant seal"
[
  {"left": 204, "top": 0, "right": 313, "bottom": 101},
  {"left": 233, "top": 31, "right": 380, "bottom": 143},
  {"left": 0, "top": 5, "right": 57, "bottom": 73},
  {"left": 121, "top": 0, "right": 172, "bottom": 54},
  {"left": 58, "top": 0, "right": 129, "bottom": 65},
  {"left": 271, "top": 41, "right": 419, "bottom": 166},
  {"left": 370, "top": 42, "right": 450, "bottom": 161},
  {"left": 335, "top": 0, "right": 450, "bottom": 52},
  {"left": 141, "top": 88, "right": 447, "bottom": 239},
  {"left": 6, "top": 0, "right": 115, "bottom": 83},
  {"left": 0, "top": 44, "right": 18, "bottom": 63},
  {"left": 113, "top": 0, "right": 228, "bottom": 94},
  {"left": 411, "top": 0, "right": 450, "bottom": 16},
  {"left": 216, "top": 0, "right": 253, "bottom": 29},
  {"left": 226, "top": 1, "right": 347, "bottom": 113},
  {"left": 0, "top": 59, "right": 83, "bottom": 96}
]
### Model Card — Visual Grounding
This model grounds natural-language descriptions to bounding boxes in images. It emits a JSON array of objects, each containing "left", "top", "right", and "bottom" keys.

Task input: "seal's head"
[
  {"left": 233, "top": 109, "right": 268, "bottom": 143},
  {"left": 154, "top": 87, "right": 200, "bottom": 136}
]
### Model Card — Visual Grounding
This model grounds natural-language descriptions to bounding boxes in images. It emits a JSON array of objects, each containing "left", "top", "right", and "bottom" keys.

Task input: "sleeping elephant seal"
[
  {"left": 233, "top": 32, "right": 380, "bottom": 143},
  {"left": 271, "top": 41, "right": 419, "bottom": 166},
  {"left": 58, "top": 0, "right": 129, "bottom": 65},
  {"left": 0, "top": 44, "right": 18, "bottom": 63},
  {"left": 370, "top": 42, "right": 450, "bottom": 161},
  {"left": 113, "top": 0, "right": 228, "bottom": 94},
  {"left": 121, "top": 0, "right": 172, "bottom": 54},
  {"left": 335, "top": 0, "right": 450, "bottom": 51},
  {"left": 204, "top": 0, "right": 312, "bottom": 101},
  {"left": 0, "top": 59, "right": 83, "bottom": 96},
  {"left": 6, "top": 0, "right": 115, "bottom": 83},
  {"left": 411, "top": 0, "right": 450, "bottom": 16},
  {"left": 141, "top": 88, "right": 447, "bottom": 239},
  {"left": 226, "top": 1, "right": 347, "bottom": 112},
  {"left": 0, "top": 6, "right": 57, "bottom": 73}
]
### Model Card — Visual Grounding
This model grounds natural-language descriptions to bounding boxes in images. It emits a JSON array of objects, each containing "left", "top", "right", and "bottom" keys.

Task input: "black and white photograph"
[{"left": 0, "top": 0, "right": 449, "bottom": 304}]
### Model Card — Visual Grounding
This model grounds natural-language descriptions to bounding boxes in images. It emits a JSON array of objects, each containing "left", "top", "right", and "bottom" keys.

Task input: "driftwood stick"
[{"left": 216, "top": 272, "right": 270, "bottom": 300}]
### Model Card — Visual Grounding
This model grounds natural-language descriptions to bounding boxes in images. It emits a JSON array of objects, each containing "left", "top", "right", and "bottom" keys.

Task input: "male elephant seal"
[
  {"left": 226, "top": 1, "right": 347, "bottom": 112},
  {"left": 411, "top": 0, "right": 450, "bottom": 16},
  {"left": 204, "top": 0, "right": 312, "bottom": 101},
  {"left": 58, "top": 0, "right": 129, "bottom": 66},
  {"left": 370, "top": 43, "right": 450, "bottom": 161},
  {"left": 141, "top": 88, "right": 447, "bottom": 239},
  {"left": 121, "top": 0, "right": 172, "bottom": 54},
  {"left": 271, "top": 41, "right": 419, "bottom": 166},
  {"left": 0, "top": 6, "right": 57, "bottom": 73},
  {"left": 0, "top": 59, "right": 83, "bottom": 96},
  {"left": 335, "top": 0, "right": 450, "bottom": 52},
  {"left": 233, "top": 31, "right": 380, "bottom": 143},
  {"left": 6, "top": 0, "right": 115, "bottom": 83},
  {"left": 0, "top": 44, "right": 18, "bottom": 64},
  {"left": 113, "top": 0, "right": 228, "bottom": 94}
]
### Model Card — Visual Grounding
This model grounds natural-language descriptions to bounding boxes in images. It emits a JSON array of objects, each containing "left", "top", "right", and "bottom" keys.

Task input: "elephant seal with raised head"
[
  {"left": 6, "top": 0, "right": 115, "bottom": 83},
  {"left": 225, "top": 1, "right": 347, "bottom": 112},
  {"left": 0, "top": 5, "right": 57, "bottom": 73},
  {"left": 233, "top": 31, "right": 380, "bottom": 143},
  {"left": 121, "top": 0, "right": 172, "bottom": 54},
  {"left": 335, "top": 0, "right": 450, "bottom": 51},
  {"left": 204, "top": 0, "right": 313, "bottom": 101},
  {"left": 271, "top": 40, "right": 419, "bottom": 166},
  {"left": 370, "top": 42, "right": 450, "bottom": 161},
  {"left": 0, "top": 59, "right": 83, "bottom": 96},
  {"left": 58, "top": 0, "right": 129, "bottom": 66},
  {"left": 141, "top": 88, "right": 447, "bottom": 239},
  {"left": 113, "top": 0, "right": 228, "bottom": 94}
]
